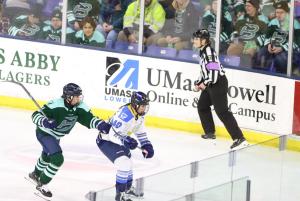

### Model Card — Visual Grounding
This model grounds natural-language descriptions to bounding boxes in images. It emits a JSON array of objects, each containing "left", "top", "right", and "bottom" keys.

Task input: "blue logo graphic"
[{"left": 106, "top": 57, "right": 139, "bottom": 90}]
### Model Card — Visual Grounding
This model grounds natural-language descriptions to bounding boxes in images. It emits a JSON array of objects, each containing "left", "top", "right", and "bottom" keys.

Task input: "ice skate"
[
  {"left": 230, "top": 138, "right": 249, "bottom": 150},
  {"left": 126, "top": 186, "right": 144, "bottom": 197},
  {"left": 115, "top": 192, "right": 132, "bottom": 201},
  {"left": 35, "top": 181, "right": 52, "bottom": 201},
  {"left": 25, "top": 171, "right": 39, "bottom": 186},
  {"left": 201, "top": 133, "right": 216, "bottom": 139}
]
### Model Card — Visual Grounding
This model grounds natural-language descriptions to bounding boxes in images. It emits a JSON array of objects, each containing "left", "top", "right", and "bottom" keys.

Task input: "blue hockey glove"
[
  {"left": 122, "top": 136, "right": 138, "bottom": 150},
  {"left": 141, "top": 143, "right": 154, "bottom": 158},
  {"left": 97, "top": 121, "right": 111, "bottom": 134},
  {"left": 42, "top": 118, "right": 57, "bottom": 129}
]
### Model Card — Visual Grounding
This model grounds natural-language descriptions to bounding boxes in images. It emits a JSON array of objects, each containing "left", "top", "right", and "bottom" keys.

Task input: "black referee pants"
[{"left": 197, "top": 75, "right": 244, "bottom": 140}]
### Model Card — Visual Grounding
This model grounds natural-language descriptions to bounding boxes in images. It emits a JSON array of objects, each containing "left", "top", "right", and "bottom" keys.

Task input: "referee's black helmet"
[{"left": 193, "top": 29, "right": 210, "bottom": 40}]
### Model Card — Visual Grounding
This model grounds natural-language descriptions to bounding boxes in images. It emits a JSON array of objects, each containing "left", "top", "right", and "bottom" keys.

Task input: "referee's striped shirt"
[{"left": 199, "top": 44, "right": 225, "bottom": 86}]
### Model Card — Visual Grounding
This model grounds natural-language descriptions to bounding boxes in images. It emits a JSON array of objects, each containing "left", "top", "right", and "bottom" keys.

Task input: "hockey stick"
[{"left": 1, "top": 80, "right": 47, "bottom": 117}]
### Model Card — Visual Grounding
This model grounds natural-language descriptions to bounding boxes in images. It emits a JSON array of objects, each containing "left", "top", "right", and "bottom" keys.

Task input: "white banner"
[
  {"left": 0, "top": 37, "right": 294, "bottom": 134},
  {"left": 226, "top": 70, "right": 294, "bottom": 134}
]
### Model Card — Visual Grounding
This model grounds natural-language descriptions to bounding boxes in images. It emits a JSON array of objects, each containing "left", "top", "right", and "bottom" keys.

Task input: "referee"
[{"left": 192, "top": 29, "right": 248, "bottom": 150}]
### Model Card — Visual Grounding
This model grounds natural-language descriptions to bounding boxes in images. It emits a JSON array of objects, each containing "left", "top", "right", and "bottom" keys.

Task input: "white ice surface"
[{"left": 0, "top": 107, "right": 300, "bottom": 201}]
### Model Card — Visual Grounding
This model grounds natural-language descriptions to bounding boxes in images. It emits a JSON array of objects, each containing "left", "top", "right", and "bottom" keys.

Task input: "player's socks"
[
  {"left": 34, "top": 153, "right": 50, "bottom": 177},
  {"left": 39, "top": 153, "right": 64, "bottom": 184}
]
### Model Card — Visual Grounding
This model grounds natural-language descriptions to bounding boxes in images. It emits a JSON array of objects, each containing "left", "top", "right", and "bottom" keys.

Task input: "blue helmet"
[
  {"left": 62, "top": 83, "right": 82, "bottom": 100},
  {"left": 131, "top": 91, "right": 150, "bottom": 116}
]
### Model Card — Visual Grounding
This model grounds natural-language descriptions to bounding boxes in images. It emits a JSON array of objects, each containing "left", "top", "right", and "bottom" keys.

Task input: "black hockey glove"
[
  {"left": 42, "top": 118, "right": 57, "bottom": 129},
  {"left": 122, "top": 136, "right": 138, "bottom": 150},
  {"left": 97, "top": 121, "right": 111, "bottom": 134},
  {"left": 141, "top": 143, "right": 154, "bottom": 158}
]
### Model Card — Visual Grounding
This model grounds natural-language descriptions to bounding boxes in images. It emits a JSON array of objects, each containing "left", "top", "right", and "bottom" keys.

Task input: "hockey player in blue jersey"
[{"left": 96, "top": 91, "right": 154, "bottom": 201}]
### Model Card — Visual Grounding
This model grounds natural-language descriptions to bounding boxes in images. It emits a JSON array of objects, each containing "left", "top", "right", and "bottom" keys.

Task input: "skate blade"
[
  {"left": 127, "top": 193, "right": 144, "bottom": 199},
  {"left": 34, "top": 191, "right": 52, "bottom": 201},
  {"left": 24, "top": 176, "right": 37, "bottom": 186},
  {"left": 201, "top": 138, "right": 217, "bottom": 145}
]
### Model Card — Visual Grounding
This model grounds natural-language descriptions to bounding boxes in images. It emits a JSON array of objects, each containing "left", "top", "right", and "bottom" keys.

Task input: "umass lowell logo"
[{"left": 104, "top": 57, "right": 139, "bottom": 103}]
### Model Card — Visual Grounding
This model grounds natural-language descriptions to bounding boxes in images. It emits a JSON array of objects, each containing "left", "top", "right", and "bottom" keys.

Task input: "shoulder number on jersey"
[{"left": 111, "top": 119, "right": 122, "bottom": 128}]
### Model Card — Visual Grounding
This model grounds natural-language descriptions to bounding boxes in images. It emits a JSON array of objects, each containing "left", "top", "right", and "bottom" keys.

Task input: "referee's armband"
[{"left": 206, "top": 62, "right": 221, "bottom": 70}]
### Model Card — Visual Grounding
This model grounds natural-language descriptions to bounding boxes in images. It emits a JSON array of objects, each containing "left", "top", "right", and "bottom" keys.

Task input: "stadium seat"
[
  {"left": 177, "top": 49, "right": 199, "bottom": 61},
  {"left": 219, "top": 55, "right": 241, "bottom": 67},
  {"left": 145, "top": 45, "right": 177, "bottom": 58},
  {"left": 105, "top": 40, "right": 114, "bottom": 49},
  {"left": 114, "top": 41, "right": 129, "bottom": 51},
  {"left": 127, "top": 43, "right": 139, "bottom": 53},
  {"left": 114, "top": 41, "right": 139, "bottom": 53}
]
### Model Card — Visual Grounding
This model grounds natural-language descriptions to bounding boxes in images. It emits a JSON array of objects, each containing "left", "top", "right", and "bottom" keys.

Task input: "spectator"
[
  {"left": 233, "top": 1, "right": 246, "bottom": 23},
  {"left": 2, "top": 0, "right": 31, "bottom": 22},
  {"left": 0, "top": 1, "right": 2, "bottom": 33},
  {"left": 0, "top": 5, "right": 10, "bottom": 34},
  {"left": 67, "top": 0, "right": 101, "bottom": 31},
  {"left": 97, "top": 0, "right": 132, "bottom": 47},
  {"left": 156, "top": 0, "right": 199, "bottom": 50},
  {"left": 201, "top": 0, "right": 214, "bottom": 12},
  {"left": 160, "top": 0, "right": 176, "bottom": 19},
  {"left": 227, "top": 0, "right": 267, "bottom": 67},
  {"left": 200, "top": 0, "right": 233, "bottom": 53},
  {"left": 73, "top": 16, "right": 105, "bottom": 48},
  {"left": 7, "top": 6, "right": 41, "bottom": 39},
  {"left": 38, "top": 9, "right": 62, "bottom": 43},
  {"left": 253, "top": 1, "right": 300, "bottom": 74},
  {"left": 293, "top": 18, "right": 300, "bottom": 77},
  {"left": 117, "top": 0, "right": 166, "bottom": 46}
]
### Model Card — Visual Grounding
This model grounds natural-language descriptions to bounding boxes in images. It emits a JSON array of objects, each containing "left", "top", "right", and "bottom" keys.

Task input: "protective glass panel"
[
  {"left": 142, "top": 0, "right": 203, "bottom": 61},
  {"left": 193, "top": 152, "right": 232, "bottom": 191},
  {"left": 280, "top": 134, "right": 300, "bottom": 201},
  {"left": 65, "top": 0, "right": 106, "bottom": 49},
  {"left": 232, "top": 137, "right": 282, "bottom": 201},
  {"left": 172, "top": 177, "right": 250, "bottom": 201},
  {"left": 221, "top": 0, "right": 288, "bottom": 72},
  {"left": 0, "top": 0, "right": 63, "bottom": 43},
  {"left": 111, "top": 0, "right": 140, "bottom": 54},
  {"left": 292, "top": 0, "right": 300, "bottom": 78},
  {"left": 94, "top": 163, "right": 195, "bottom": 201}
]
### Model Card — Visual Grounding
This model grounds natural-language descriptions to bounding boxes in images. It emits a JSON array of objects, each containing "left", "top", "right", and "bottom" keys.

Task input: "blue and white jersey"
[{"left": 105, "top": 104, "right": 150, "bottom": 146}]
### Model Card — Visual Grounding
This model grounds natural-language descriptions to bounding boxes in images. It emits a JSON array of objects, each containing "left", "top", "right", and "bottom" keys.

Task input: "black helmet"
[
  {"left": 193, "top": 29, "right": 210, "bottom": 40},
  {"left": 131, "top": 91, "right": 150, "bottom": 116},
  {"left": 62, "top": 83, "right": 82, "bottom": 100}
]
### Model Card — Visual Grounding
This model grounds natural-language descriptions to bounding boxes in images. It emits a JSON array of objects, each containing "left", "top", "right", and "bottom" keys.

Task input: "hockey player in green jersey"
[{"left": 27, "top": 83, "right": 111, "bottom": 200}]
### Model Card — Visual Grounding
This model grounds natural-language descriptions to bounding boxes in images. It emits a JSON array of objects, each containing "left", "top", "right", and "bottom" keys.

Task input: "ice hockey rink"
[{"left": 1, "top": 107, "right": 300, "bottom": 201}]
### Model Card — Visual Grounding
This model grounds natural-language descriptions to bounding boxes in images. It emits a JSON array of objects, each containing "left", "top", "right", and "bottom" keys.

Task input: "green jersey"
[{"left": 32, "top": 98, "right": 102, "bottom": 139}]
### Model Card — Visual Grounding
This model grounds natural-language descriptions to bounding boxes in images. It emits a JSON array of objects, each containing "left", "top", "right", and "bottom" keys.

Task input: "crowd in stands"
[{"left": 0, "top": 0, "right": 299, "bottom": 76}]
